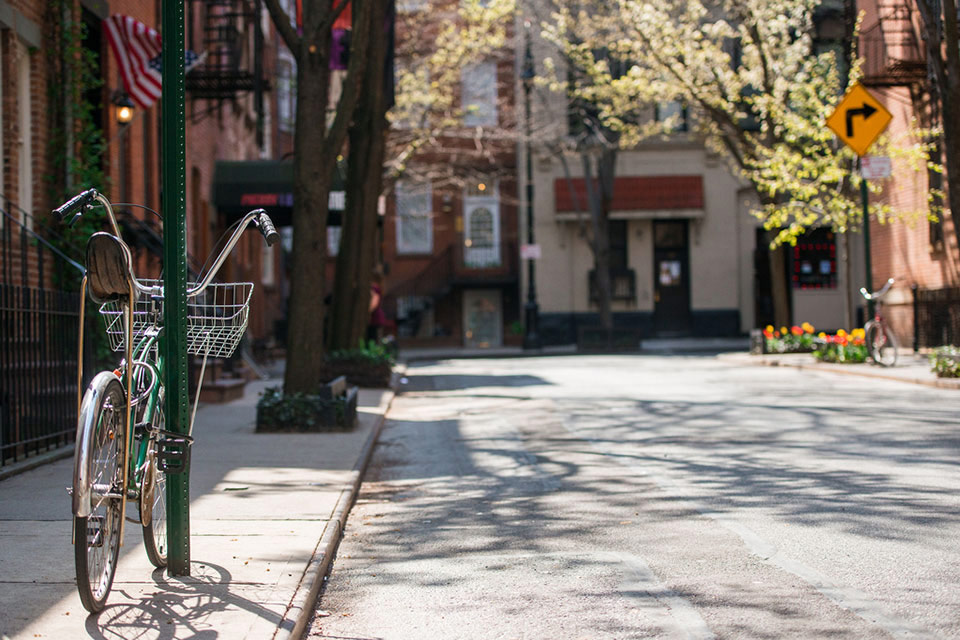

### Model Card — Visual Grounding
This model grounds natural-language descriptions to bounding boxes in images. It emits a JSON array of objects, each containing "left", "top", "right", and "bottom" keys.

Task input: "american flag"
[{"left": 104, "top": 15, "right": 203, "bottom": 109}]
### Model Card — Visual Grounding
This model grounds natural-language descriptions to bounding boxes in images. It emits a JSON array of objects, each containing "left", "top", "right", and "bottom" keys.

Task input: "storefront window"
[{"left": 792, "top": 228, "right": 837, "bottom": 289}]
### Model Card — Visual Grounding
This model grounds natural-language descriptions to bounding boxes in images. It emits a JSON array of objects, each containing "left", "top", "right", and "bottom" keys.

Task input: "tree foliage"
[{"left": 541, "top": 0, "right": 935, "bottom": 247}]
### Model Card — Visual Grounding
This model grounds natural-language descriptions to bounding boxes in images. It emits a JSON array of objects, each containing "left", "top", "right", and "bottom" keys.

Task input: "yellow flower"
[
  {"left": 780, "top": 326, "right": 788, "bottom": 336},
  {"left": 765, "top": 325, "right": 774, "bottom": 334},
  {"left": 801, "top": 322, "right": 815, "bottom": 334},
  {"left": 818, "top": 332, "right": 827, "bottom": 339},
  {"left": 837, "top": 329, "right": 846, "bottom": 337},
  {"left": 852, "top": 328, "right": 865, "bottom": 339}
]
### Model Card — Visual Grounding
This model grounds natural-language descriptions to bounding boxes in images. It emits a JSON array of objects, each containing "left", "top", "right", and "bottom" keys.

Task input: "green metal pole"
[
  {"left": 861, "top": 173, "right": 874, "bottom": 320},
  {"left": 162, "top": 0, "right": 190, "bottom": 576}
]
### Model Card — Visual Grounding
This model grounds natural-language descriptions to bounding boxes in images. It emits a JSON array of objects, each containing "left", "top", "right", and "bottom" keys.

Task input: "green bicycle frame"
[{"left": 123, "top": 331, "right": 166, "bottom": 495}]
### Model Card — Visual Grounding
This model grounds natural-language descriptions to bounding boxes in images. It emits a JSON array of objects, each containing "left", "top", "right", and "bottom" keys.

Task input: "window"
[
  {"left": 277, "top": 53, "right": 296, "bottom": 133},
  {"left": 655, "top": 100, "right": 688, "bottom": 133},
  {"left": 392, "top": 62, "right": 430, "bottom": 129},
  {"left": 396, "top": 181, "right": 433, "bottom": 254},
  {"left": 791, "top": 228, "right": 837, "bottom": 289},
  {"left": 468, "top": 208, "right": 494, "bottom": 248},
  {"left": 398, "top": 0, "right": 428, "bottom": 11},
  {"left": 462, "top": 62, "right": 497, "bottom": 127},
  {"left": 928, "top": 145, "right": 945, "bottom": 251}
]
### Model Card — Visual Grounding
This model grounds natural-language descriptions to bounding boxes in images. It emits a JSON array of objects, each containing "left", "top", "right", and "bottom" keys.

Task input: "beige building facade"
[{"left": 522, "top": 135, "right": 868, "bottom": 344}]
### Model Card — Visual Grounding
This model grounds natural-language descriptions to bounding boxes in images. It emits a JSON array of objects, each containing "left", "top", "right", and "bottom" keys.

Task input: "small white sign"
[
  {"left": 861, "top": 156, "right": 892, "bottom": 179},
  {"left": 520, "top": 244, "right": 542, "bottom": 259}
]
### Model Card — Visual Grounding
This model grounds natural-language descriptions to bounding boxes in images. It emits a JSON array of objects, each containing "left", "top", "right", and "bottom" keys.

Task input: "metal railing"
[
  {"left": 1, "top": 198, "right": 83, "bottom": 467},
  {"left": 914, "top": 285, "right": 960, "bottom": 349}
]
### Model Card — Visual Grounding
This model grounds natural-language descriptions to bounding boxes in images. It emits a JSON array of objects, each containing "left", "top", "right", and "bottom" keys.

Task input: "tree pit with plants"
[
  {"left": 256, "top": 376, "right": 358, "bottom": 432},
  {"left": 812, "top": 329, "right": 868, "bottom": 364},
  {"left": 319, "top": 340, "right": 396, "bottom": 389},
  {"left": 929, "top": 346, "right": 960, "bottom": 378},
  {"left": 761, "top": 323, "right": 818, "bottom": 353}
]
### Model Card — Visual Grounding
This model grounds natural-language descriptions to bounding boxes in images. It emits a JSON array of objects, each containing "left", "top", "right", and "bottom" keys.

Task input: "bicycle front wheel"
[
  {"left": 73, "top": 376, "right": 126, "bottom": 613},
  {"left": 866, "top": 322, "right": 899, "bottom": 367}
]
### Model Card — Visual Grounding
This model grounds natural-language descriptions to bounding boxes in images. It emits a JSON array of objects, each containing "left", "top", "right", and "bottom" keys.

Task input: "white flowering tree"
[{"left": 542, "top": 0, "right": 934, "bottom": 327}]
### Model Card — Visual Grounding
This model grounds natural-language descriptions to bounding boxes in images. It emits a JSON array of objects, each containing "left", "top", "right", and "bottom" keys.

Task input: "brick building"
[
  {"left": 858, "top": 0, "right": 960, "bottom": 349},
  {"left": 1, "top": 0, "right": 280, "bottom": 465}
]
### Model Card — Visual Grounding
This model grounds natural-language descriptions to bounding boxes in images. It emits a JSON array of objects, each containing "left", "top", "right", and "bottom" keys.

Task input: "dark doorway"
[{"left": 653, "top": 220, "right": 691, "bottom": 335}]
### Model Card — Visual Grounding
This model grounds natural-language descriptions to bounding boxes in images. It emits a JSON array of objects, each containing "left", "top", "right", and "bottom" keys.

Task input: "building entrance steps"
[{"left": 0, "top": 376, "right": 395, "bottom": 640}]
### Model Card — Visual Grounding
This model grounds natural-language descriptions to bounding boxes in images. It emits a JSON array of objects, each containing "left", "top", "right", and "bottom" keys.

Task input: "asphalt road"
[{"left": 309, "top": 354, "right": 960, "bottom": 640}]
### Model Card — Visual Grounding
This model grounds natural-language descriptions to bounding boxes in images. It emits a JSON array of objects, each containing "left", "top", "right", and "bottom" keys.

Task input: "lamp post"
[{"left": 521, "top": 27, "right": 541, "bottom": 350}]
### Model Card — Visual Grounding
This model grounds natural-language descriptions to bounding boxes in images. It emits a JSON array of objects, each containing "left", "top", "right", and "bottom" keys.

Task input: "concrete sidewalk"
[
  {"left": 719, "top": 350, "right": 960, "bottom": 390},
  {"left": 0, "top": 378, "right": 393, "bottom": 640}
]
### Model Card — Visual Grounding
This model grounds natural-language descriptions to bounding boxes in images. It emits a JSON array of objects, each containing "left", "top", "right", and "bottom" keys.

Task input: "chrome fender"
[{"left": 72, "top": 371, "right": 122, "bottom": 518}]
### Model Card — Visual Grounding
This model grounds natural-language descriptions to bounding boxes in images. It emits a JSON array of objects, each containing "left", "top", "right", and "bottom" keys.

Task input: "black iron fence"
[
  {"left": 2, "top": 198, "right": 83, "bottom": 468},
  {"left": 914, "top": 285, "right": 960, "bottom": 349},
  {"left": 1, "top": 284, "right": 80, "bottom": 466}
]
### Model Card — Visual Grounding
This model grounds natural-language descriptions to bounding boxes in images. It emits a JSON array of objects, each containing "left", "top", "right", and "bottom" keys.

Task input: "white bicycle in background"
[{"left": 860, "top": 277, "right": 899, "bottom": 367}]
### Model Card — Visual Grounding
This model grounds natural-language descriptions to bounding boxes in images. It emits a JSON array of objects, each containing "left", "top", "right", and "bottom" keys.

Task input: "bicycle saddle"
[{"left": 86, "top": 232, "right": 138, "bottom": 304}]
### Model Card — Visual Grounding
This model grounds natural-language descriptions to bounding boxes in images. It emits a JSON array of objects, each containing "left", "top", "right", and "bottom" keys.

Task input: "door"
[
  {"left": 653, "top": 220, "right": 691, "bottom": 335},
  {"left": 464, "top": 182, "right": 500, "bottom": 267},
  {"left": 463, "top": 289, "right": 502, "bottom": 347}
]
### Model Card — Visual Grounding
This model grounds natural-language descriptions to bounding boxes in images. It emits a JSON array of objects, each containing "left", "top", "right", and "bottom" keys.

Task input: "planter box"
[
  {"left": 320, "top": 360, "right": 393, "bottom": 388},
  {"left": 255, "top": 376, "right": 358, "bottom": 432}
]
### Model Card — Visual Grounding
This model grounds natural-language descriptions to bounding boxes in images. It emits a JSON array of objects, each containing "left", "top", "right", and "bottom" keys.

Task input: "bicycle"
[
  {"left": 55, "top": 188, "right": 278, "bottom": 613},
  {"left": 860, "top": 277, "right": 899, "bottom": 367}
]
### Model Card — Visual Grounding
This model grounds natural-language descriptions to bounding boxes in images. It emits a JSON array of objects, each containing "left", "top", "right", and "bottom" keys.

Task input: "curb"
[
  {"left": 720, "top": 353, "right": 960, "bottom": 390},
  {"left": 274, "top": 387, "right": 396, "bottom": 640},
  {"left": 0, "top": 445, "right": 73, "bottom": 482}
]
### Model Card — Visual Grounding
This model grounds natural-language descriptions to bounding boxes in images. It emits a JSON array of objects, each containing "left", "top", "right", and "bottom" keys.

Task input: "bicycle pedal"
[{"left": 156, "top": 430, "right": 194, "bottom": 474}]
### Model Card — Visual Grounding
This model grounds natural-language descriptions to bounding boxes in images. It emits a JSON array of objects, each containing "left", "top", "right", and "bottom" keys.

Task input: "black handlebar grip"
[
  {"left": 52, "top": 189, "right": 97, "bottom": 223},
  {"left": 257, "top": 212, "right": 281, "bottom": 247}
]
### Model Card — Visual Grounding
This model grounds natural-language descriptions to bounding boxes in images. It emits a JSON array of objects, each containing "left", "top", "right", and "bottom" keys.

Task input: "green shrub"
[
  {"left": 328, "top": 339, "right": 396, "bottom": 367},
  {"left": 256, "top": 386, "right": 354, "bottom": 432},
  {"left": 929, "top": 346, "right": 960, "bottom": 378}
]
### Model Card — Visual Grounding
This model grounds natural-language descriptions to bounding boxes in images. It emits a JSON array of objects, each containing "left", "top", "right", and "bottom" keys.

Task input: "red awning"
[{"left": 554, "top": 175, "right": 704, "bottom": 212}]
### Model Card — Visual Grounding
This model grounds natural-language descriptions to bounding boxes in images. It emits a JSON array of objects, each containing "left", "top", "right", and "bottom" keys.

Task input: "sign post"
[
  {"left": 826, "top": 83, "right": 892, "bottom": 319},
  {"left": 162, "top": 0, "right": 190, "bottom": 576}
]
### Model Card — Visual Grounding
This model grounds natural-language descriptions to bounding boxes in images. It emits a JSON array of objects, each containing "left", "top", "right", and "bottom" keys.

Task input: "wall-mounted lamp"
[{"left": 113, "top": 92, "right": 135, "bottom": 125}]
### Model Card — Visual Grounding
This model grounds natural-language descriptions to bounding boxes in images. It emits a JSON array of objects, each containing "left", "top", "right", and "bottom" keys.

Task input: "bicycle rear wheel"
[
  {"left": 74, "top": 376, "right": 126, "bottom": 613},
  {"left": 866, "top": 322, "right": 899, "bottom": 367},
  {"left": 141, "top": 437, "right": 168, "bottom": 568}
]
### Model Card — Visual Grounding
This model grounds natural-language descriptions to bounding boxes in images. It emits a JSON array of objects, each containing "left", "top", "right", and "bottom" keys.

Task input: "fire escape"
[
  {"left": 860, "top": 0, "right": 927, "bottom": 87},
  {"left": 186, "top": 0, "right": 268, "bottom": 141}
]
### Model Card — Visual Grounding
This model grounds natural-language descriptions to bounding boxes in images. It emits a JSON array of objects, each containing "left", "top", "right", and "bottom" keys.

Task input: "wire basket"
[{"left": 99, "top": 279, "right": 254, "bottom": 358}]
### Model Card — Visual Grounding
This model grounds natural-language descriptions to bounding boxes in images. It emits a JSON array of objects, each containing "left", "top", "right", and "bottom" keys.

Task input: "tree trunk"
[
  {"left": 284, "top": 52, "right": 336, "bottom": 394},
  {"left": 939, "top": 0, "right": 960, "bottom": 260},
  {"left": 328, "top": 2, "right": 390, "bottom": 351},
  {"left": 582, "top": 149, "right": 614, "bottom": 332},
  {"left": 767, "top": 232, "right": 791, "bottom": 329}
]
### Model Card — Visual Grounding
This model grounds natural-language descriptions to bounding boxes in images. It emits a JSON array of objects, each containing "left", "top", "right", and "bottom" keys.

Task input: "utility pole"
[{"left": 162, "top": 0, "right": 190, "bottom": 576}]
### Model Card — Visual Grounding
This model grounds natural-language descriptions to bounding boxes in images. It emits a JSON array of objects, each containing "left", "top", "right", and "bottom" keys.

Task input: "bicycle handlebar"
[
  {"left": 860, "top": 277, "right": 895, "bottom": 301},
  {"left": 52, "top": 189, "right": 98, "bottom": 224},
  {"left": 52, "top": 189, "right": 280, "bottom": 298}
]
